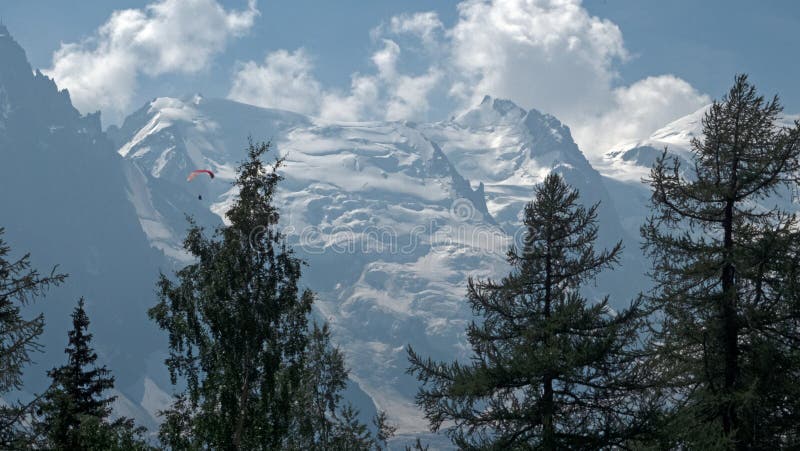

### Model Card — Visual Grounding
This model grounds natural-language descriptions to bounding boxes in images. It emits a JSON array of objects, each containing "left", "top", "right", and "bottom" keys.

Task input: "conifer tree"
[
  {"left": 408, "top": 173, "right": 649, "bottom": 449},
  {"left": 37, "top": 298, "right": 115, "bottom": 448},
  {"left": 36, "top": 298, "right": 152, "bottom": 450},
  {"left": 642, "top": 74, "right": 800, "bottom": 448},
  {"left": 0, "top": 228, "right": 65, "bottom": 446},
  {"left": 150, "top": 141, "right": 390, "bottom": 450}
]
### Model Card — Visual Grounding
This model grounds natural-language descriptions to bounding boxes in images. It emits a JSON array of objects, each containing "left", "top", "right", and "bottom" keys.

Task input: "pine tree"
[
  {"left": 36, "top": 298, "right": 151, "bottom": 450},
  {"left": 0, "top": 228, "right": 66, "bottom": 446},
  {"left": 642, "top": 74, "right": 800, "bottom": 448},
  {"left": 408, "top": 173, "right": 649, "bottom": 449},
  {"left": 150, "top": 141, "right": 389, "bottom": 450}
]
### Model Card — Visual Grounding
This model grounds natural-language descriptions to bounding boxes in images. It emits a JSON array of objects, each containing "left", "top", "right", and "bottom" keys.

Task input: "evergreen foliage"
[
  {"left": 35, "top": 298, "right": 153, "bottom": 450},
  {"left": 642, "top": 74, "right": 800, "bottom": 448},
  {"left": 0, "top": 228, "right": 65, "bottom": 446},
  {"left": 408, "top": 173, "right": 649, "bottom": 449}
]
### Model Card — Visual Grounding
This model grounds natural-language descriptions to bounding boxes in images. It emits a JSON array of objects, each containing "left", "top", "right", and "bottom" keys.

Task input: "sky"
[{"left": 1, "top": 0, "right": 798, "bottom": 158}]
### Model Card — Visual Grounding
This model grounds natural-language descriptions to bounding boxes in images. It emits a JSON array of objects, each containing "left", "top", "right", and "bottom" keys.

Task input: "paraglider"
[
  {"left": 187, "top": 169, "right": 214, "bottom": 200},
  {"left": 187, "top": 169, "right": 214, "bottom": 182}
]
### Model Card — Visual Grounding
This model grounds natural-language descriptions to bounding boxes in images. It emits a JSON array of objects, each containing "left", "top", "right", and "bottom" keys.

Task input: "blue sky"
[{"left": 2, "top": 0, "right": 797, "bottom": 157}]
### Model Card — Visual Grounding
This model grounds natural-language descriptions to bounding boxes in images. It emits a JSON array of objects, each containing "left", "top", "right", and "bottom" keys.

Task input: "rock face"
[{"left": 0, "top": 24, "right": 167, "bottom": 430}]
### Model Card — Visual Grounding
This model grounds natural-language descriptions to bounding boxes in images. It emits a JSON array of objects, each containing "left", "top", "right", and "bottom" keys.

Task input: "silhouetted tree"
[
  {"left": 36, "top": 298, "right": 152, "bottom": 450},
  {"left": 0, "top": 228, "right": 65, "bottom": 447},
  {"left": 642, "top": 74, "right": 800, "bottom": 448},
  {"left": 409, "top": 173, "right": 650, "bottom": 449}
]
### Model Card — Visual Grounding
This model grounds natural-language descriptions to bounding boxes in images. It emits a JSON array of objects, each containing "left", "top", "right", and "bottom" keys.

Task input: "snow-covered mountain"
[
  {"left": 424, "top": 96, "right": 614, "bottom": 233},
  {"left": 421, "top": 96, "right": 643, "bottom": 280},
  {"left": 111, "top": 93, "right": 650, "bottom": 436},
  {"left": 598, "top": 104, "right": 710, "bottom": 187}
]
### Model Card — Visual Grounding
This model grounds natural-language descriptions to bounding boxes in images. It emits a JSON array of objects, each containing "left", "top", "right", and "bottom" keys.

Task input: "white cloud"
[
  {"left": 389, "top": 12, "right": 444, "bottom": 45},
  {"left": 226, "top": 0, "right": 708, "bottom": 156},
  {"left": 440, "top": 0, "right": 709, "bottom": 157},
  {"left": 46, "top": 0, "right": 258, "bottom": 122},
  {"left": 370, "top": 39, "right": 442, "bottom": 121},
  {"left": 319, "top": 75, "right": 381, "bottom": 122},
  {"left": 229, "top": 39, "right": 441, "bottom": 122},
  {"left": 385, "top": 70, "right": 442, "bottom": 121},
  {"left": 571, "top": 75, "right": 711, "bottom": 155},
  {"left": 449, "top": 0, "right": 627, "bottom": 120},
  {"left": 372, "top": 39, "right": 400, "bottom": 80},
  {"left": 228, "top": 49, "right": 322, "bottom": 115}
]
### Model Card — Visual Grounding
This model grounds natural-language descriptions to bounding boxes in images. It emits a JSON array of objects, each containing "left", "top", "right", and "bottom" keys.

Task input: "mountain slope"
[{"left": 0, "top": 24, "right": 168, "bottom": 428}]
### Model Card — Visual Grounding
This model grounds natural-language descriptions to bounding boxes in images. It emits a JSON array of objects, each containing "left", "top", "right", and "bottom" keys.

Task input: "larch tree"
[
  {"left": 408, "top": 173, "right": 651, "bottom": 450},
  {"left": 0, "top": 228, "right": 65, "bottom": 447},
  {"left": 642, "top": 74, "right": 800, "bottom": 449}
]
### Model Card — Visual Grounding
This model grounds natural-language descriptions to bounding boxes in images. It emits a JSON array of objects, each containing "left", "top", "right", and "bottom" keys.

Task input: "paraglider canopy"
[{"left": 187, "top": 169, "right": 215, "bottom": 182}]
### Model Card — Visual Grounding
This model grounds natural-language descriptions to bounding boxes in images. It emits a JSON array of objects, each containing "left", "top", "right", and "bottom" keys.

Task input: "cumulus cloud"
[
  {"left": 372, "top": 39, "right": 401, "bottom": 80},
  {"left": 371, "top": 39, "right": 442, "bottom": 121},
  {"left": 441, "top": 0, "right": 712, "bottom": 156},
  {"left": 449, "top": 0, "right": 627, "bottom": 118},
  {"left": 319, "top": 75, "right": 381, "bottom": 122},
  {"left": 46, "top": 0, "right": 258, "bottom": 122},
  {"left": 571, "top": 75, "right": 711, "bottom": 155},
  {"left": 223, "top": 0, "right": 708, "bottom": 156},
  {"left": 385, "top": 69, "right": 442, "bottom": 121},
  {"left": 388, "top": 12, "right": 444, "bottom": 45},
  {"left": 229, "top": 38, "right": 441, "bottom": 122},
  {"left": 228, "top": 49, "right": 322, "bottom": 115}
]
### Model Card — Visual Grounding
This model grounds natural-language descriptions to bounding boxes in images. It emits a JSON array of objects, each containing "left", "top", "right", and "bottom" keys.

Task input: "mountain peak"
[
  {"left": 483, "top": 95, "right": 524, "bottom": 116},
  {"left": 524, "top": 108, "right": 570, "bottom": 146},
  {"left": 455, "top": 95, "right": 527, "bottom": 127},
  {"left": 0, "top": 24, "right": 33, "bottom": 81},
  {"left": 0, "top": 24, "right": 98, "bottom": 137},
  {"left": 648, "top": 104, "right": 709, "bottom": 148}
]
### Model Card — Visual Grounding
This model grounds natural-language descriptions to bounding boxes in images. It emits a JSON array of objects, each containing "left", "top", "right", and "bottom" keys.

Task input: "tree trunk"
[
  {"left": 542, "top": 249, "right": 555, "bottom": 450},
  {"left": 233, "top": 368, "right": 251, "bottom": 449},
  {"left": 720, "top": 158, "right": 739, "bottom": 448}
]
